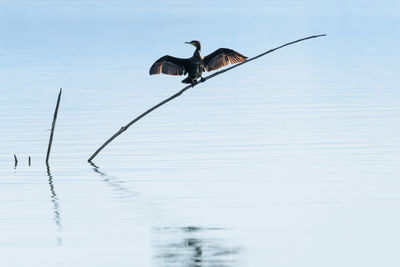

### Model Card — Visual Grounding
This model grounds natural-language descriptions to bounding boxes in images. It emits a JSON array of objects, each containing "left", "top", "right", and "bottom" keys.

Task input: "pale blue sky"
[{"left": 0, "top": 0, "right": 399, "bottom": 92}]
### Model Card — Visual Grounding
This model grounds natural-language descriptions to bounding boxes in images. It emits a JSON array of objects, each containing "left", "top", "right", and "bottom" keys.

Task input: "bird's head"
[{"left": 185, "top": 40, "right": 201, "bottom": 51}]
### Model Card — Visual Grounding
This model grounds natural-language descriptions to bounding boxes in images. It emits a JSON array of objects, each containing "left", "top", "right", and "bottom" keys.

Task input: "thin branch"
[
  {"left": 46, "top": 88, "right": 62, "bottom": 163},
  {"left": 88, "top": 34, "right": 326, "bottom": 162}
]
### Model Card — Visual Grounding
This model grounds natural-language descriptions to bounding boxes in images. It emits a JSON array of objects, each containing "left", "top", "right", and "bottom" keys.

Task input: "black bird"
[{"left": 149, "top": 40, "right": 247, "bottom": 85}]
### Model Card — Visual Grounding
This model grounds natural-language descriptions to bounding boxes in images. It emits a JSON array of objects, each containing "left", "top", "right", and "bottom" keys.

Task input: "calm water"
[{"left": 1, "top": 1, "right": 400, "bottom": 267}]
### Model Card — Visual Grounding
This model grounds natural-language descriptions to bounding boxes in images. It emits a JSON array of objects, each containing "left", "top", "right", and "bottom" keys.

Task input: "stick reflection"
[
  {"left": 89, "top": 162, "right": 136, "bottom": 199},
  {"left": 46, "top": 163, "right": 62, "bottom": 246},
  {"left": 88, "top": 163, "right": 240, "bottom": 266}
]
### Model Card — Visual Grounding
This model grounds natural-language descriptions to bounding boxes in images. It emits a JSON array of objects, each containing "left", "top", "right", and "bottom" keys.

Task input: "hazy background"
[{"left": 0, "top": 1, "right": 399, "bottom": 266}]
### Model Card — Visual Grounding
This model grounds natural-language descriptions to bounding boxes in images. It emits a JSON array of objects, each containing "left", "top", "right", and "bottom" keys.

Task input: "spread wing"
[
  {"left": 203, "top": 48, "right": 247, "bottom": 72},
  {"left": 149, "top": 55, "right": 188, "bottom": 76}
]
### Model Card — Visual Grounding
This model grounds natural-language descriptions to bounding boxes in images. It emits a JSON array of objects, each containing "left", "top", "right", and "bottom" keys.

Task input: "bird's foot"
[
  {"left": 200, "top": 77, "right": 206, "bottom": 83},
  {"left": 190, "top": 80, "right": 198, "bottom": 87}
]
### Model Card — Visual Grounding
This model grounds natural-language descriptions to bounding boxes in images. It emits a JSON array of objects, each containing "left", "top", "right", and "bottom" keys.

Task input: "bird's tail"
[{"left": 181, "top": 77, "right": 193, "bottom": 84}]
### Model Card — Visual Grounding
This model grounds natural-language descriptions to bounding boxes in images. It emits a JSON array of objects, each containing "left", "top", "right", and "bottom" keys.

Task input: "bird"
[{"left": 149, "top": 40, "right": 247, "bottom": 85}]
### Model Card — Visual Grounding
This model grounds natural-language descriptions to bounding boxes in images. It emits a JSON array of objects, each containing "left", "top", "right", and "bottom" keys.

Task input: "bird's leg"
[
  {"left": 190, "top": 80, "right": 197, "bottom": 86},
  {"left": 200, "top": 77, "right": 206, "bottom": 83}
]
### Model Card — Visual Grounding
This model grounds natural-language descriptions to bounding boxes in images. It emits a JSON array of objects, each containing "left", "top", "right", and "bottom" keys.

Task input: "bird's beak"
[{"left": 185, "top": 41, "right": 193, "bottom": 46}]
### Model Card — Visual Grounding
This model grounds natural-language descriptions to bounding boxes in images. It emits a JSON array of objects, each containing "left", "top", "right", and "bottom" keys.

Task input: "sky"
[{"left": 0, "top": 0, "right": 398, "bottom": 92}]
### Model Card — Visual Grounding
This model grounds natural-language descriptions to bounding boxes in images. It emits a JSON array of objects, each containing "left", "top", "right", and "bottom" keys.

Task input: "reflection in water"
[
  {"left": 90, "top": 162, "right": 137, "bottom": 199},
  {"left": 88, "top": 164, "right": 240, "bottom": 266},
  {"left": 46, "top": 163, "right": 62, "bottom": 246},
  {"left": 153, "top": 226, "right": 240, "bottom": 267}
]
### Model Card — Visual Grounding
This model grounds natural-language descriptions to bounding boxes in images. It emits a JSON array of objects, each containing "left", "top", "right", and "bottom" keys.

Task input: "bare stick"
[
  {"left": 46, "top": 88, "right": 62, "bottom": 163},
  {"left": 88, "top": 34, "right": 326, "bottom": 162},
  {"left": 29, "top": 156, "right": 31, "bottom": 166}
]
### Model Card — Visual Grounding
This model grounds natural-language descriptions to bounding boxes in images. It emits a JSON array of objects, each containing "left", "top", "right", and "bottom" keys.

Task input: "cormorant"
[{"left": 149, "top": 41, "right": 247, "bottom": 85}]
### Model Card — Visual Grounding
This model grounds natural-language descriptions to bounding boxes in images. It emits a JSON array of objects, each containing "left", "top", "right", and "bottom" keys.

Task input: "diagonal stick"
[{"left": 88, "top": 34, "right": 326, "bottom": 162}]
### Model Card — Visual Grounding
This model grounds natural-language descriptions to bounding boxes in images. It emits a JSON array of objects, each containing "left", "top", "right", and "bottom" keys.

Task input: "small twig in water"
[
  {"left": 14, "top": 154, "right": 18, "bottom": 168},
  {"left": 88, "top": 34, "right": 327, "bottom": 162},
  {"left": 46, "top": 88, "right": 62, "bottom": 163},
  {"left": 29, "top": 156, "right": 31, "bottom": 166}
]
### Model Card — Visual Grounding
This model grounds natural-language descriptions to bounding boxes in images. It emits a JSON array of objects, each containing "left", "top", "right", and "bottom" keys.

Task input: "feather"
[
  {"left": 149, "top": 55, "right": 188, "bottom": 76},
  {"left": 203, "top": 48, "right": 247, "bottom": 72}
]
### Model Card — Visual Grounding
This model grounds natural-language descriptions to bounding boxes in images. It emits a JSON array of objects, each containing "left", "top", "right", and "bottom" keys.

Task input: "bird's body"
[
  {"left": 149, "top": 41, "right": 247, "bottom": 85},
  {"left": 182, "top": 47, "right": 204, "bottom": 83}
]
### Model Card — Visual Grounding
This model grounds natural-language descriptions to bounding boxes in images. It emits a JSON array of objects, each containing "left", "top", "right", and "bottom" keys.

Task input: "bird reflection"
[
  {"left": 46, "top": 162, "right": 62, "bottom": 246},
  {"left": 154, "top": 226, "right": 240, "bottom": 267},
  {"left": 88, "top": 164, "right": 239, "bottom": 266},
  {"left": 89, "top": 162, "right": 136, "bottom": 199},
  {"left": 186, "top": 238, "right": 203, "bottom": 267}
]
